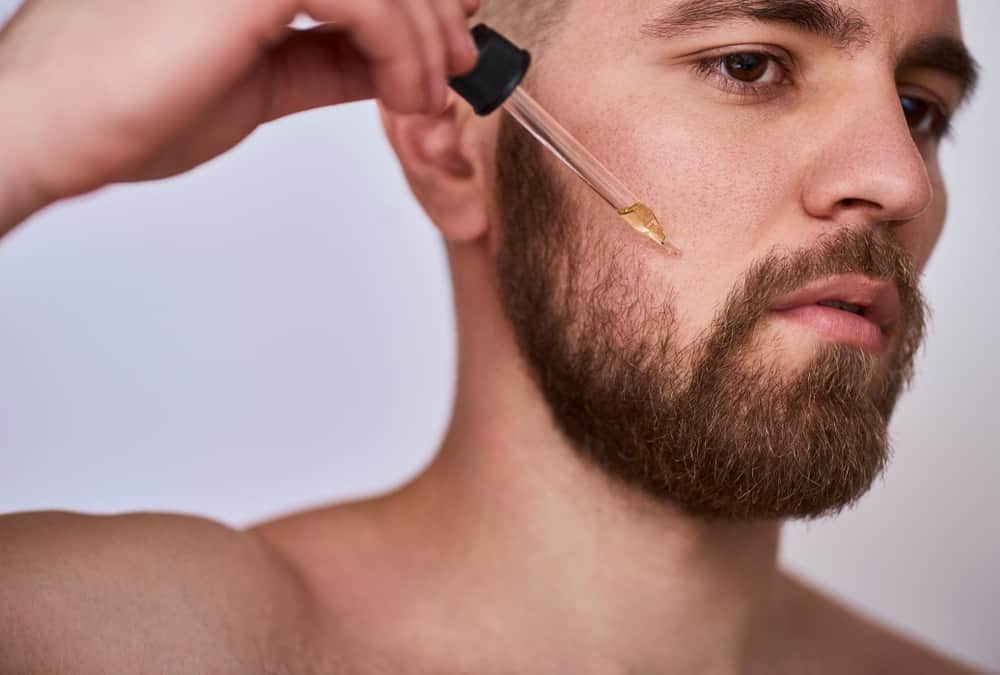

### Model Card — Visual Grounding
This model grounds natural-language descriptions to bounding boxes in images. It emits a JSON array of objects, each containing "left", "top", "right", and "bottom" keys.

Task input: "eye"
[
  {"left": 900, "top": 95, "right": 952, "bottom": 139},
  {"left": 694, "top": 50, "right": 793, "bottom": 98},
  {"left": 719, "top": 53, "right": 786, "bottom": 85}
]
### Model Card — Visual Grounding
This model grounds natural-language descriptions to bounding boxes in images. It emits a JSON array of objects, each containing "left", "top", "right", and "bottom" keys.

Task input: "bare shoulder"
[
  {"left": 778, "top": 572, "right": 987, "bottom": 675},
  {"left": 251, "top": 500, "right": 431, "bottom": 671},
  {"left": 0, "top": 511, "right": 316, "bottom": 675}
]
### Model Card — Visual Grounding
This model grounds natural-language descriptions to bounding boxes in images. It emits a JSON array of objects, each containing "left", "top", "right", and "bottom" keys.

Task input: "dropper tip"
[
  {"left": 659, "top": 238, "right": 683, "bottom": 257},
  {"left": 618, "top": 202, "right": 682, "bottom": 257},
  {"left": 645, "top": 230, "right": 682, "bottom": 257}
]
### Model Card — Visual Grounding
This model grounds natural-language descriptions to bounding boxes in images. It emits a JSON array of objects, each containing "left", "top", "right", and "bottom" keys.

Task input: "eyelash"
[{"left": 692, "top": 51, "right": 954, "bottom": 140}]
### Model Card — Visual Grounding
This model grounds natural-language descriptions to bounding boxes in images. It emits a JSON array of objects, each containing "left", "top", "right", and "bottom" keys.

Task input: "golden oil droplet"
[{"left": 617, "top": 203, "right": 681, "bottom": 256}]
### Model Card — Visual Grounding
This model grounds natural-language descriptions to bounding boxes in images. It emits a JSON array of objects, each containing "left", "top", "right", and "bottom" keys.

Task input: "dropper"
[{"left": 450, "top": 24, "right": 681, "bottom": 256}]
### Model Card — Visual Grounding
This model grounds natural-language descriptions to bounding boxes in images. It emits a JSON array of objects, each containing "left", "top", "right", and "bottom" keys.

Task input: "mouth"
[{"left": 769, "top": 275, "right": 902, "bottom": 353}]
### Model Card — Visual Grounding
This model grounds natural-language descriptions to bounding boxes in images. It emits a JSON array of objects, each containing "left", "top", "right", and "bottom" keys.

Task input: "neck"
[{"left": 383, "top": 243, "right": 787, "bottom": 674}]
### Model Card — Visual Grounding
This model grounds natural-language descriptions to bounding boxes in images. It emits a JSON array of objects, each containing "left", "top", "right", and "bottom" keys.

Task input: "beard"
[{"left": 493, "top": 116, "right": 927, "bottom": 521}]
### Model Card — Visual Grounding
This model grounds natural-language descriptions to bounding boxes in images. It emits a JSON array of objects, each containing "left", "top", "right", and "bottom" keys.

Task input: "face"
[{"left": 490, "top": 0, "right": 972, "bottom": 520}]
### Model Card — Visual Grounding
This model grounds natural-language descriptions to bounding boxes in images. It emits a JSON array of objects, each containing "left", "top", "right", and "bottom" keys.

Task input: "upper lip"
[{"left": 770, "top": 274, "right": 902, "bottom": 333}]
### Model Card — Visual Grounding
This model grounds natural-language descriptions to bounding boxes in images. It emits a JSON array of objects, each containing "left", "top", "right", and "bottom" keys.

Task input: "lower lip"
[{"left": 771, "top": 305, "right": 885, "bottom": 353}]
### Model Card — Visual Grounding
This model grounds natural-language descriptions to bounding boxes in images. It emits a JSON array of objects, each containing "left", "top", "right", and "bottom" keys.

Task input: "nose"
[{"left": 801, "top": 81, "right": 934, "bottom": 227}]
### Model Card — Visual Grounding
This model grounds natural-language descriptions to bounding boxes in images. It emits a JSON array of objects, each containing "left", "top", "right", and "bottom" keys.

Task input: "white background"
[{"left": 0, "top": 0, "right": 997, "bottom": 670}]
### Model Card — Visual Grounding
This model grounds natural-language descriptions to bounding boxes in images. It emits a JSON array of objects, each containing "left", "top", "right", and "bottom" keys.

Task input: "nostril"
[{"left": 838, "top": 197, "right": 881, "bottom": 210}]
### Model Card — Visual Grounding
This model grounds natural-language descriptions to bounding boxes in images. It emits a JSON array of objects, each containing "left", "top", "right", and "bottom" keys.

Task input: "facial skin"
[
  {"left": 496, "top": 114, "right": 927, "bottom": 519},
  {"left": 488, "top": 0, "right": 970, "bottom": 520},
  {"left": 387, "top": 0, "right": 973, "bottom": 519}
]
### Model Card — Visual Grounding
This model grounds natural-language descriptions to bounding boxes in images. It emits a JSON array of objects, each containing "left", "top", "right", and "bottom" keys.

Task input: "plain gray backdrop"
[{"left": 1, "top": 0, "right": 997, "bottom": 670}]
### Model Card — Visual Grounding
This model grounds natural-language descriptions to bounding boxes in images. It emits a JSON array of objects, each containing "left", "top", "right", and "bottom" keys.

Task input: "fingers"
[
  {"left": 302, "top": 0, "right": 478, "bottom": 115},
  {"left": 429, "top": 0, "right": 479, "bottom": 76},
  {"left": 400, "top": 0, "right": 449, "bottom": 113},
  {"left": 309, "top": 0, "right": 427, "bottom": 113},
  {"left": 261, "top": 29, "right": 375, "bottom": 121}
]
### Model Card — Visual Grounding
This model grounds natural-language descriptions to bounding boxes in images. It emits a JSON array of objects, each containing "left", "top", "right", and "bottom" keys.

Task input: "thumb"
[{"left": 261, "top": 27, "right": 378, "bottom": 122}]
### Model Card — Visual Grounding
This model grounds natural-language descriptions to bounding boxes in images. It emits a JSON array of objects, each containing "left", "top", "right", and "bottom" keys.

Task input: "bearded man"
[{"left": 0, "top": 0, "right": 983, "bottom": 672}]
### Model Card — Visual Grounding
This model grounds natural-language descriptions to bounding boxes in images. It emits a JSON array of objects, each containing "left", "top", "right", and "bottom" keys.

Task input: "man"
[{"left": 0, "top": 0, "right": 985, "bottom": 672}]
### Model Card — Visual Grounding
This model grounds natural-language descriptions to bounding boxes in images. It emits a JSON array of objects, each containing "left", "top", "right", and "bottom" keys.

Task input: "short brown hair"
[{"left": 473, "top": 0, "right": 570, "bottom": 51}]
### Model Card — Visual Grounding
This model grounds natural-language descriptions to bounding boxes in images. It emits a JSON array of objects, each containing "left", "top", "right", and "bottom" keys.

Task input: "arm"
[
  {"left": 0, "top": 512, "right": 315, "bottom": 675},
  {"left": 0, "top": 0, "right": 479, "bottom": 240}
]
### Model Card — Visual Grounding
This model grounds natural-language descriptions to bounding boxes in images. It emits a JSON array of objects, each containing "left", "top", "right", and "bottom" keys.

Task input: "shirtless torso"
[
  {"left": 0, "top": 0, "right": 988, "bottom": 671},
  {"left": 0, "top": 506, "right": 983, "bottom": 675}
]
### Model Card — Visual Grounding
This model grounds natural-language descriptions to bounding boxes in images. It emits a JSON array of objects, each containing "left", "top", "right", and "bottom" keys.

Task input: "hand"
[{"left": 0, "top": 0, "right": 479, "bottom": 224}]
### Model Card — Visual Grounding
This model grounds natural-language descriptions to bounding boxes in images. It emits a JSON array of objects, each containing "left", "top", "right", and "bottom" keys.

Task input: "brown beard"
[{"left": 494, "top": 116, "right": 927, "bottom": 521}]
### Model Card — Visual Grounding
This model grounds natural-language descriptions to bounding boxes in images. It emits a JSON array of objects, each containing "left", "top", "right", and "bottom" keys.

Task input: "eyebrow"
[
  {"left": 641, "top": 0, "right": 980, "bottom": 106},
  {"left": 899, "top": 34, "right": 980, "bottom": 108},
  {"left": 641, "top": 0, "right": 875, "bottom": 47}
]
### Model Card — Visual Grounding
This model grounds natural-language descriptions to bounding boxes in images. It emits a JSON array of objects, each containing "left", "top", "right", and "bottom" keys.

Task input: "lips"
[{"left": 769, "top": 275, "right": 903, "bottom": 352}]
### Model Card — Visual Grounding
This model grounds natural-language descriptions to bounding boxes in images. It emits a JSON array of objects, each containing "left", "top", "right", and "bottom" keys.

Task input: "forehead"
[{"left": 564, "top": 0, "right": 963, "bottom": 44}]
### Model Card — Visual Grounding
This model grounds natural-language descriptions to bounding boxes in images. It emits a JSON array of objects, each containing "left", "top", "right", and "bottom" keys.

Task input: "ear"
[{"left": 379, "top": 95, "right": 493, "bottom": 244}]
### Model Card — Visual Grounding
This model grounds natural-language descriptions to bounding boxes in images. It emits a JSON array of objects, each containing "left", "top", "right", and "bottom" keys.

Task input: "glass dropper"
[
  {"left": 502, "top": 87, "right": 680, "bottom": 255},
  {"left": 450, "top": 25, "right": 682, "bottom": 256}
]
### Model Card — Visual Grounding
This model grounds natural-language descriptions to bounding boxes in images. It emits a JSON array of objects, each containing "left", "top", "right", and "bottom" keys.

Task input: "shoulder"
[
  {"left": 777, "top": 572, "right": 986, "bottom": 675},
  {"left": 250, "top": 500, "right": 428, "bottom": 670},
  {"left": 0, "top": 511, "right": 317, "bottom": 675}
]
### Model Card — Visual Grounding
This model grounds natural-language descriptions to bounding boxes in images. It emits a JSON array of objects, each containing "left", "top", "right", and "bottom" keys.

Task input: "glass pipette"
[
  {"left": 450, "top": 25, "right": 682, "bottom": 256},
  {"left": 502, "top": 86, "right": 680, "bottom": 255}
]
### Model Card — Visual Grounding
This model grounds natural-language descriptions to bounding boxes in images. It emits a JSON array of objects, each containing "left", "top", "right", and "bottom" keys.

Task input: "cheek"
[{"left": 608, "top": 107, "right": 796, "bottom": 348}]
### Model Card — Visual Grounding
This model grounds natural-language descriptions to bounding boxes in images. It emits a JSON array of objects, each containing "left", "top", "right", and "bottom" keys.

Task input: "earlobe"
[{"left": 379, "top": 96, "right": 491, "bottom": 244}]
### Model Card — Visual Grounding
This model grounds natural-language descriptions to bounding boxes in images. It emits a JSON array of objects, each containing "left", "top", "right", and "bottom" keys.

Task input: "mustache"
[{"left": 706, "top": 227, "right": 928, "bottom": 355}]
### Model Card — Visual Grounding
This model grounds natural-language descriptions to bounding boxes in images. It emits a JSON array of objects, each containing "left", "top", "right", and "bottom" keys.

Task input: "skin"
[{"left": 0, "top": 0, "right": 988, "bottom": 673}]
